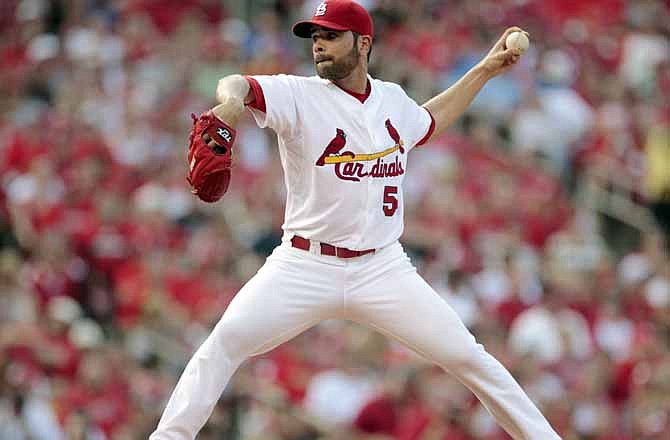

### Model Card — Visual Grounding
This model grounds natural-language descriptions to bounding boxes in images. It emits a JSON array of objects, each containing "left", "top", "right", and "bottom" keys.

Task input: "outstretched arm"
[{"left": 422, "top": 27, "right": 528, "bottom": 139}]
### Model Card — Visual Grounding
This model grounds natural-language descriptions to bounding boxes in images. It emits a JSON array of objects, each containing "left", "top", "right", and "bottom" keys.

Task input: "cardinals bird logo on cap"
[{"left": 315, "top": 1, "right": 327, "bottom": 16}]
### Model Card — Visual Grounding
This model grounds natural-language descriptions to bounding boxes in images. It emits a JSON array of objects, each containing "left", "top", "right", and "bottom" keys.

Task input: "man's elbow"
[{"left": 216, "top": 75, "right": 250, "bottom": 104}]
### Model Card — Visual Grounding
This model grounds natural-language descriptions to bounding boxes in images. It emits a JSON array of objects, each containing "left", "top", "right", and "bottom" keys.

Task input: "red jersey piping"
[
  {"left": 332, "top": 79, "right": 371, "bottom": 104},
  {"left": 416, "top": 108, "right": 436, "bottom": 146}
]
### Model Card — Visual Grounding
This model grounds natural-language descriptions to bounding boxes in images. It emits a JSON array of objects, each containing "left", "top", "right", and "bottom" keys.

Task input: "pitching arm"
[{"left": 422, "top": 27, "right": 526, "bottom": 140}]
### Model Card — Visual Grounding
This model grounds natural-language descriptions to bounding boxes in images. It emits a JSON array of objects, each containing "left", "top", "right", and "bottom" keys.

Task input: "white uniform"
[
  {"left": 151, "top": 75, "right": 561, "bottom": 440},
  {"left": 250, "top": 74, "right": 430, "bottom": 251}
]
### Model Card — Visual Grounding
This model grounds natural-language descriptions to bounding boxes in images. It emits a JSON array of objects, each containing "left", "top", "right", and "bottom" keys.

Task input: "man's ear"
[{"left": 359, "top": 35, "right": 372, "bottom": 58}]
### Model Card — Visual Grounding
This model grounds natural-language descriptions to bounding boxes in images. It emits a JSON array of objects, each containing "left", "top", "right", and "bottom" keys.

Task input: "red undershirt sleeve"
[{"left": 244, "top": 76, "right": 266, "bottom": 113}]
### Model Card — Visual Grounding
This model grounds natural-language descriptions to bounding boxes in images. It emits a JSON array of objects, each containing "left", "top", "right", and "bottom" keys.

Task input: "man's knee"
[
  {"left": 436, "top": 339, "right": 485, "bottom": 371},
  {"left": 208, "top": 318, "right": 252, "bottom": 362}
]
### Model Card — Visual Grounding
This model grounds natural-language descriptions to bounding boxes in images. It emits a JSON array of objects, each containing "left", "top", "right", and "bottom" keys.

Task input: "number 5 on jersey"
[{"left": 383, "top": 186, "right": 398, "bottom": 216}]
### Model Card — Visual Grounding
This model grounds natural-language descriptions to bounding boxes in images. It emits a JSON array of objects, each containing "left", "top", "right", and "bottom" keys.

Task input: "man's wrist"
[
  {"left": 473, "top": 62, "right": 496, "bottom": 81},
  {"left": 211, "top": 98, "right": 244, "bottom": 126}
]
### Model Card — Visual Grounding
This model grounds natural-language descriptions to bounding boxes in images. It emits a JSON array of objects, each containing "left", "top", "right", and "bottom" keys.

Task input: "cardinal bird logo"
[
  {"left": 316, "top": 128, "right": 347, "bottom": 166},
  {"left": 314, "top": 124, "right": 406, "bottom": 181},
  {"left": 385, "top": 119, "right": 404, "bottom": 154}
]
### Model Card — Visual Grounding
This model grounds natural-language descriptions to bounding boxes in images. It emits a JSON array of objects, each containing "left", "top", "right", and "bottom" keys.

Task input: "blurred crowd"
[{"left": 1, "top": 0, "right": 669, "bottom": 439}]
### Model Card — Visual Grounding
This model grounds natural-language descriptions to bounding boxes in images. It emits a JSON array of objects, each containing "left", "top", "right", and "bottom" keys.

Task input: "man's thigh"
[
  {"left": 217, "top": 244, "right": 345, "bottom": 357},
  {"left": 346, "top": 245, "right": 476, "bottom": 365}
]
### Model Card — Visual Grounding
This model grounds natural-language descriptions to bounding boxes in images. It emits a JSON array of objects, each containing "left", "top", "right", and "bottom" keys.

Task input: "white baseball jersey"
[{"left": 247, "top": 74, "right": 434, "bottom": 251}]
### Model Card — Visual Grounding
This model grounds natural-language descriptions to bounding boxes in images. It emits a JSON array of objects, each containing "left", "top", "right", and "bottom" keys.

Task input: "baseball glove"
[{"left": 186, "top": 110, "right": 237, "bottom": 203}]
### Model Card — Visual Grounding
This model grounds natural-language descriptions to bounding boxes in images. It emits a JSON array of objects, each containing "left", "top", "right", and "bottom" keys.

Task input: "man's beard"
[{"left": 315, "top": 44, "right": 359, "bottom": 80}]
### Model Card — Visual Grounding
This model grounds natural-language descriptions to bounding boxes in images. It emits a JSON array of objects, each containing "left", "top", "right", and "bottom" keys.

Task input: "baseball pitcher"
[{"left": 153, "top": 1, "right": 561, "bottom": 439}]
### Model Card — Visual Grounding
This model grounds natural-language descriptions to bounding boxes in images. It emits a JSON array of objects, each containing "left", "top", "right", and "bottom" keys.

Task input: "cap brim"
[{"left": 292, "top": 20, "right": 350, "bottom": 38}]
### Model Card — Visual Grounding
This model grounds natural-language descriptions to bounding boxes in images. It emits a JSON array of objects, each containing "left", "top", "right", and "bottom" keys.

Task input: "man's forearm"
[{"left": 422, "top": 63, "right": 493, "bottom": 138}]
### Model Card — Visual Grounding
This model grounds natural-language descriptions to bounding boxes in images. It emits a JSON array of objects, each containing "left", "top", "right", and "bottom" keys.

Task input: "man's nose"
[{"left": 313, "top": 40, "right": 325, "bottom": 54}]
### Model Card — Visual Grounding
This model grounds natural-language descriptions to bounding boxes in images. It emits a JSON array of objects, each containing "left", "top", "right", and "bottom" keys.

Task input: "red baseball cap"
[{"left": 292, "top": 0, "right": 374, "bottom": 39}]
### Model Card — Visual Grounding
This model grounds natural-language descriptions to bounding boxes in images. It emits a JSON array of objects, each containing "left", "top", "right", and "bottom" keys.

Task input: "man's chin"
[
  {"left": 316, "top": 66, "right": 345, "bottom": 81},
  {"left": 317, "top": 72, "right": 336, "bottom": 80}
]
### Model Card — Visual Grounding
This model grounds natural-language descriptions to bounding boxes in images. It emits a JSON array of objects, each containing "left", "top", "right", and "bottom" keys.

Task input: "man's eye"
[{"left": 328, "top": 32, "right": 337, "bottom": 40}]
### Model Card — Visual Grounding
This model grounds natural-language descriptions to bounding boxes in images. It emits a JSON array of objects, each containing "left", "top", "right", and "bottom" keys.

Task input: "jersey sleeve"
[
  {"left": 395, "top": 85, "right": 435, "bottom": 151},
  {"left": 245, "top": 74, "right": 301, "bottom": 139}
]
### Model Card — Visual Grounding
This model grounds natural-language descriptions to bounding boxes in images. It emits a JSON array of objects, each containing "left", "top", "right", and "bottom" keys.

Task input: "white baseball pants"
[{"left": 150, "top": 241, "right": 561, "bottom": 440}]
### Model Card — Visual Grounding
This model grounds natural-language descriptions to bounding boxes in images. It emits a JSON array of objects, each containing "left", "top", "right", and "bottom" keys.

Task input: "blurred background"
[{"left": 1, "top": 0, "right": 669, "bottom": 439}]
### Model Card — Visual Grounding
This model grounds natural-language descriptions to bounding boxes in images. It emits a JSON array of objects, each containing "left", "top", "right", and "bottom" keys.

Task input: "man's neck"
[{"left": 333, "top": 64, "right": 368, "bottom": 94}]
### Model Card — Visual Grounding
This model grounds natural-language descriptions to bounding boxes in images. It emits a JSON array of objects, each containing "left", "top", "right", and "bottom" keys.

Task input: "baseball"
[{"left": 506, "top": 31, "right": 529, "bottom": 53}]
